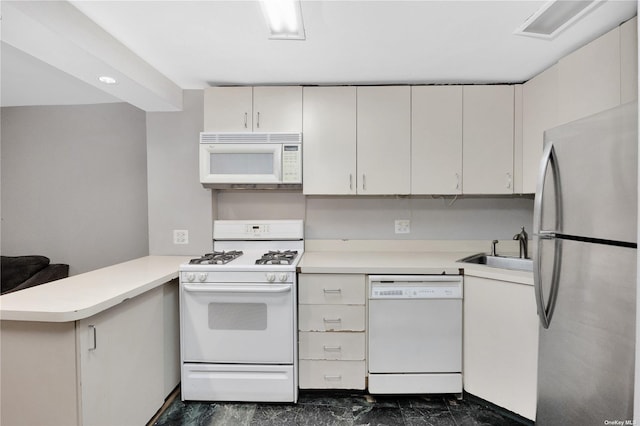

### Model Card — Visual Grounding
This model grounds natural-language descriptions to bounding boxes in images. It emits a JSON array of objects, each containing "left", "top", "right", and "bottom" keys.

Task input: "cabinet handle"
[
  {"left": 455, "top": 173, "right": 461, "bottom": 190},
  {"left": 256, "top": 112, "right": 260, "bottom": 128},
  {"left": 323, "top": 288, "right": 342, "bottom": 294},
  {"left": 349, "top": 174, "right": 353, "bottom": 191},
  {"left": 88, "top": 324, "right": 97, "bottom": 351},
  {"left": 506, "top": 172, "right": 513, "bottom": 189},
  {"left": 323, "top": 318, "right": 342, "bottom": 323},
  {"left": 323, "top": 345, "right": 342, "bottom": 352},
  {"left": 362, "top": 174, "right": 366, "bottom": 191},
  {"left": 244, "top": 112, "right": 248, "bottom": 129},
  {"left": 323, "top": 375, "right": 342, "bottom": 381}
]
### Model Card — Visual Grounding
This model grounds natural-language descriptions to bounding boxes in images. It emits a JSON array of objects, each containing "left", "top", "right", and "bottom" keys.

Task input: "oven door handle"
[{"left": 182, "top": 284, "right": 292, "bottom": 294}]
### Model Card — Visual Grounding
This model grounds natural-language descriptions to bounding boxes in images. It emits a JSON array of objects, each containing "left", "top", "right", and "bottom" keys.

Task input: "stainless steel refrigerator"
[{"left": 533, "top": 101, "right": 637, "bottom": 425}]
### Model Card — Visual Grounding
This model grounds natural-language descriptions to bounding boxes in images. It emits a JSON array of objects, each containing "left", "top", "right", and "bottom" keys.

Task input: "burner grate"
[
  {"left": 255, "top": 250, "right": 299, "bottom": 265},
  {"left": 189, "top": 250, "right": 244, "bottom": 265}
]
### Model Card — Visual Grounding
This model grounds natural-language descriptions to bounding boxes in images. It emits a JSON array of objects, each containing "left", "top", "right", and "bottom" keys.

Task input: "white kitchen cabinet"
[
  {"left": 513, "top": 84, "right": 523, "bottom": 194},
  {"left": 620, "top": 17, "right": 638, "bottom": 104},
  {"left": 302, "top": 86, "right": 357, "bottom": 195},
  {"left": 411, "top": 85, "right": 463, "bottom": 194},
  {"left": 298, "top": 273, "right": 366, "bottom": 390},
  {"left": 558, "top": 26, "right": 621, "bottom": 124},
  {"left": 252, "top": 86, "right": 303, "bottom": 132},
  {"left": 463, "top": 275, "right": 539, "bottom": 421},
  {"left": 0, "top": 282, "right": 178, "bottom": 426},
  {"left": 204, "top": 86, "right": 253, "bottom": 131},
  {"left": 462, "top": 85, "right": 515, "bottom": 194},
  {"left": 356, "top": 86, "right": 411, "bottom": 194},
  {"left": 78, "top": 286, "right": 164, "bottom": 426},
  {"left": 522, "top": 64, "right": 559, "bottom": 194},
  {"left": 203, "top": 86, "right": 302, "bottom": 132},
  {"left": 299, "top": 360, "right": 367, "bottom": 389},
  {"left": 299, "top": 332, "right": 366, "bottom": 360}
]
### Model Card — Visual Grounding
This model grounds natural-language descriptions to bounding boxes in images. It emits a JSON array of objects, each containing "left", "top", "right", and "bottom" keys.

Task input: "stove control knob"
[
  {"left": 266, "top": 273, "right": 276, "bottom": 282},
  {"left": 198, "top": 273, "right": 207, "bottom": 282},
  {"left": 185, "top": 273, "right": 195, "bottom": 282},
  {"left": 279, "top": 273, "right": 288, "bottom": 282}
]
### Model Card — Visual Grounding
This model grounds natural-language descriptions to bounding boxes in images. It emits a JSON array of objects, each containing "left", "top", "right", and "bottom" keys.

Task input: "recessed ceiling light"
[
  {"left": 260, "top": 0, "right": 306, "bottom": 40},
  {"left": 98, "top": 75, "right": 117, "bottom": 85},
  {"left": 515, "top": 0, "right": 604, "bottom": 39}
]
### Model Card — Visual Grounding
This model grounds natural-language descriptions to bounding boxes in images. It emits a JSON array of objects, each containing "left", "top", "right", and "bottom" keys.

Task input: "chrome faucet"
[{"left": 513, "top": 226, "right": 529, "bottom": 259}]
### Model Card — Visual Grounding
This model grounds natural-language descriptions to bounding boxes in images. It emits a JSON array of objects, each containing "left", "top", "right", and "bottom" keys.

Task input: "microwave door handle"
[{"left": 533, "top": 142, "right": 562, "bottom": 237}]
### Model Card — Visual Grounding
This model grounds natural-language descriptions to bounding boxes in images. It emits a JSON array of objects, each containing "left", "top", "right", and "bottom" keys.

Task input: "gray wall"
[
  {"left": 146, "top": 90, "right": 212, "bottom": 255},
  {"left": 1, "top": 103, "right": 149, "bottom": 275}
]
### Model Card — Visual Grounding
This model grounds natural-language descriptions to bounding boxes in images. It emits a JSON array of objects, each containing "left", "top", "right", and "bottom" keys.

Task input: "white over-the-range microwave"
[{"left": 199, "top": 132, "right": 302, "bottom": 188}]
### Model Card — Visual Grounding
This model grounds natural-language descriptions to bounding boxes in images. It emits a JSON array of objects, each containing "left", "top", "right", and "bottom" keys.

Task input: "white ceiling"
[{"left": 1, "top": 0, "right": 637, "bottom": 111}]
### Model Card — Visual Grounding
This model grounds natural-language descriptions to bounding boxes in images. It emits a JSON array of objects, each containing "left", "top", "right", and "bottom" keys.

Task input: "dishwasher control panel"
[{"left": 368, "top": 275, "right": 463, "bottom": 299}]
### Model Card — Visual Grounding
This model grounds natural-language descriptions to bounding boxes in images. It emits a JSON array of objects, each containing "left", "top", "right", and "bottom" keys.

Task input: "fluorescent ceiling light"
[
  {"left": 261, "top": 0, "right": 305, "bottom": 40},
  {"left": 98, "top": 75, "right": 117, "bottom": 84},
  {"left": 515, "top": 0, "right": 604, "bottom": 39}
]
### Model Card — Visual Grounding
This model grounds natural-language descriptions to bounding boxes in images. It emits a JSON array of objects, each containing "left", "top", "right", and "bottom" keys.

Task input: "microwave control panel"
[{"left": 282, "top": 145, "right": 302, "bottom": 183}]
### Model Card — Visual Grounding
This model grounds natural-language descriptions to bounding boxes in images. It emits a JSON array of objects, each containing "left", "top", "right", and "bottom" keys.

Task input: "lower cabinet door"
[
  {"left": 78, "top": 287, "right": 165, "bottom": 426},
  {"left": 298, "top": 305, "right": 365, "bottom": 331},
  {"left": 299, "top": 360, "right": 366, "bottom": 389},
  {"left": 299, "top": 332, "right": 365, "bottom": 360}
]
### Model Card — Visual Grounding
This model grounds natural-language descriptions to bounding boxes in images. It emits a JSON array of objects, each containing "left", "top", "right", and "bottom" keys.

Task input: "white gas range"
[{"left": 179, "top": 220, "right": 303, "bottom": 403}]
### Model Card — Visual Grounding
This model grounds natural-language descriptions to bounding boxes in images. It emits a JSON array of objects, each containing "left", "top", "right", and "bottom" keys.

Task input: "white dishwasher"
[{"left": 367, "top": 275, "right": 463, "bottom": 395}]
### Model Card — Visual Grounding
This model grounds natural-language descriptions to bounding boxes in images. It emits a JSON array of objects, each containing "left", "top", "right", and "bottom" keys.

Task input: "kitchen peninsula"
[{"left": 0, "top": 256, "right": 191, "bottom": 426}]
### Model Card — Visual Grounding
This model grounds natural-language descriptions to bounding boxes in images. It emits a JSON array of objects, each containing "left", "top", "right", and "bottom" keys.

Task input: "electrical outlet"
[
  {"left": 395, "top": 220, "right": 410, "bottom": 234},
  {"left": 173, "top": 229, "right": 189, "bottom": 245}
]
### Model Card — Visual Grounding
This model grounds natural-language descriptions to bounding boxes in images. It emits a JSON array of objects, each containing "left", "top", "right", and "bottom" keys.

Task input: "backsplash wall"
[{"left": 216, "top": 191, "right": 534, "bottom": 240}]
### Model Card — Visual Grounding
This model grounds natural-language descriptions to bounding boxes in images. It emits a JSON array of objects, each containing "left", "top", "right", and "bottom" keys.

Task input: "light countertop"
[
  {"left": 299, "top": 240, "right": 533, "bottom": 286},
  {"left": 1, "top": 243, "right": 533, "bottom": 323},
  {"left": 0, "top": 256, "right": 192, "bottom": 322}
]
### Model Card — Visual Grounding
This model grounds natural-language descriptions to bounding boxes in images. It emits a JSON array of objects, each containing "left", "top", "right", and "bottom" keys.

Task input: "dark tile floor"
[{"left": 152, "top": 391, "right": 532, "bottom": 426}]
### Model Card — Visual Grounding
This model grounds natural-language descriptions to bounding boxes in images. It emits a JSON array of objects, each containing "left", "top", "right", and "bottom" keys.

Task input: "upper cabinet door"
[
  {"left": 522, "top": 64, "right": 559, "bottom": 194},
  {"left": 203, "top": 87, "right": 253, "bottom": 132},
  {"left": 463, "top": 85, "right": 514, "bottom": 195},
  {"left": 253, "top": 86, "right": 303, "bottom": 132},
  {"left": 203, "top": 86, "right": 302, "bottom": 132},
  {"left": 356, "top": 86, "right": 411, "bottom": 195},
  {"left": 620, "top": 17, "right": 638, "bottom": 104},
  {"left": 411, "top": 85, "right": 463, "bottom": 195},
  {"left": 558, "top": 26, "right": 621, "bottom": 124},
  {"left": 302, "top": 87, "right": 357, "bottom": 195}
]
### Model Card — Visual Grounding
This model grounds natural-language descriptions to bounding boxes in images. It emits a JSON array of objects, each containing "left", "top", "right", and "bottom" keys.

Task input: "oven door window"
[
  {"left": 181, "top": 283, "right": 294, "bottom": 364},
  {"left": 208, "top": 302, "right": 267, "bottom": 330}
]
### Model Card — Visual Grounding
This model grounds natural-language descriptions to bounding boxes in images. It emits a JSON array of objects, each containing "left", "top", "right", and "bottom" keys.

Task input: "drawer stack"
[{"left": 298, "top": 274, "right": 366, "bottom": 389}]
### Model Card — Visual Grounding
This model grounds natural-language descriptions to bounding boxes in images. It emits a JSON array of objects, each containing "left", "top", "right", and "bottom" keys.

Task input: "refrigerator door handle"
[
  {"left": 533, "top": 142, "right": 563, "bottom": 329},
  {"left": 534, "top": 236, "right": 563, "bottom": 329},
  {"left": 533, "top": 142, "right": 562, "bottom": 237}
]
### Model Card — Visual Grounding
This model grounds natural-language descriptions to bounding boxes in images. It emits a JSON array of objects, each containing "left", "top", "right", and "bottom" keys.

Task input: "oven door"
[
  {"left": 199, "top": 143, "right": 282, "bottom": 184},
  {"left": 180, "top": 282, "right": 294, "bottom": 363}
]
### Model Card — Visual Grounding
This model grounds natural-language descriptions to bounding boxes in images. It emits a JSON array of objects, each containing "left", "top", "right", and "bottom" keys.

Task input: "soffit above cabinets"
[{"left": 1, "top": 0, "right": 636, "bottom": 111}]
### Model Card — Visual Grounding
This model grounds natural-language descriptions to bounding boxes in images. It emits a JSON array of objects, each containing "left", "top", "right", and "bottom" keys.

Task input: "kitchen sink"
[{"left": 458, "top": 253, "right": 533, "bottom": 272}]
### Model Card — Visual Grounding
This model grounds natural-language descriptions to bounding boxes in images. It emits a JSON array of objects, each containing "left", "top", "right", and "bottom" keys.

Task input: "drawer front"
[
  {"left": 299, "top": 360, "right": 366, "bottom": 389},
  {"left": 299, "top": 305, "right": 365, "bottom": 332},
  {"left": 298, "top": 274, "right": 366, "bottom": 305},
  {"left": 299, "top": 332, "right": 365, "bottom": 360}
]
